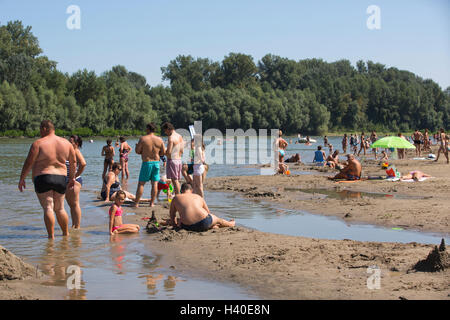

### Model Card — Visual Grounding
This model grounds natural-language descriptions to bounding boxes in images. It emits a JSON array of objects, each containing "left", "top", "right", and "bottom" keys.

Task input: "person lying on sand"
[
  {"left": 400, "top": 171, "right": 432, "bottom": 181},
  {"left": 329, "top": 154, "right": 361, "bottom": 180},
  {"left": 168, "top": 183, "right": 235, "bottom": 232},
  {"left": 285, "top": 153, "right": 301, "bottom": 163}
]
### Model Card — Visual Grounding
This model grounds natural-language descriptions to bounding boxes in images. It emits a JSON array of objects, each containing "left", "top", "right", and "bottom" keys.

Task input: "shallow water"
[
  {"left": 0, "top": 136, "right": 445, "bottom": 299},
  {"left": 205, "top": 191, "right": 449, "bottom": 245}
]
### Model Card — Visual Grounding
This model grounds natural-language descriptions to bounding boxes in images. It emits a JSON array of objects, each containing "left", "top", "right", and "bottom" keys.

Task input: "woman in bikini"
[
  {"left": 101, "top": 163, "right": 149, "bottom": 203},
  {"left": 65, "top": 135, "right": 86, "bottom": 229},
  {"left": 102, "top": 139, "right": 115, "bottom": 180},
  {"left": 119, "top": 137, "right": 132, "bottom": 179}
]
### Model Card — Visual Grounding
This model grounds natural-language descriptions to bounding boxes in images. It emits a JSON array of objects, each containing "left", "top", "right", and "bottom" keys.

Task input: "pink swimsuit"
[{"left": 110, "top": 205, "right": 123, "bottom": 232}]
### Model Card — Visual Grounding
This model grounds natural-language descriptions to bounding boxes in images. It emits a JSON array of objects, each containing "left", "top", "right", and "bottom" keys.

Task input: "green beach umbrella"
[{"left": 370, "top": 136, "right": 416, "bottom": 149}]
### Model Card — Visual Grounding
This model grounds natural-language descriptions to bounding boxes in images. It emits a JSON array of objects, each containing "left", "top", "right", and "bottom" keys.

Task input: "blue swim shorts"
[{"left": 139, "top": 161, "right": 160, "bottom": 182}]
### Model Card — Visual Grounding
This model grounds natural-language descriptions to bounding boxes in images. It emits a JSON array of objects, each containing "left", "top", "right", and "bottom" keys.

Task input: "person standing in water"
[
  {"left": 65, "top": 135, "right": 86, "bottom": 230},
  {"left": 102, "top": 139, "right": 115, "bottom": 180},
  {"left": 342, "top": 134, "right": 348, "bottom": 154},
  {"left": 162, "top": 122, "right": 184, "bottom": 195},
  {"left": 134, "top": 123, "right": 166, "bottom": 207},
  {"left": 18, "top": 120, "right": 76, "bottom": 239},
  {"left": 119, "top": 137, "right": 132, "bottom": 180}
]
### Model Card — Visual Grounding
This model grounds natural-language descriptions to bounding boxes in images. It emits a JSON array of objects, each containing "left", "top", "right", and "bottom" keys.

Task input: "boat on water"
[{"left": 298, "top": 138, "right": 316, "bottom": 143}]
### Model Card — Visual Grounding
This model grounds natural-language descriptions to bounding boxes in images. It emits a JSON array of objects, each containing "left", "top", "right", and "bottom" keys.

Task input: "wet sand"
[
  {"left": 3, "top": 153, "right": 450, "bottom": 300},
  {"left": 0, "top": 245, "right": 65, "bottom": 300}
]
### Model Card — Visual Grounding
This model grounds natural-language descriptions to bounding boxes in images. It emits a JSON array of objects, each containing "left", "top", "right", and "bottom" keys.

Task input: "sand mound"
[
  {"left": 0, "top": 245, "right": 40, "bottom": 280},
  {"left": 413, "top": 239, "right": 449, "bottom": 272}
]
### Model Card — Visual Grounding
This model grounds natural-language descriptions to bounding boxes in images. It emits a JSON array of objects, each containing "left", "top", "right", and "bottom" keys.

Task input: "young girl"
[
  {"left": 102, "top": 139, "right": 115, "bottom": 179},
  {"left": 119, "top": 136, "right": 132, "bottom": 179},
  {"left": 193, "top": 134, "right": 206, "bottom": 197},
  {"left": 109, "top": 190, "right": 140, "bottom": 235}
]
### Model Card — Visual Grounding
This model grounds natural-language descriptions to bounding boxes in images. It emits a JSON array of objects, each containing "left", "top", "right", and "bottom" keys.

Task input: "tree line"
[{"left": 0, "top": 20, "right": 448, "bottom": 137}]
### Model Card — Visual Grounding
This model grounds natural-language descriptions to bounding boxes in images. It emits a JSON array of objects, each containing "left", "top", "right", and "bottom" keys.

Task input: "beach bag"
[{"left": 385, "top": 165, "right": 400, "bottom": 178}]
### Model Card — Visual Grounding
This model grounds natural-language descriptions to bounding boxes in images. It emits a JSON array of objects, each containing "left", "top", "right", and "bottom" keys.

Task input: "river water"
[{"left": 0, "top": 136, "right": 447, "bottom": 300}]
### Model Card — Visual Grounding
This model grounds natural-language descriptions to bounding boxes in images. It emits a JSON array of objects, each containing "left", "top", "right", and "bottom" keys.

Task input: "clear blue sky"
[{"left": 1, "top": 0, "right": 449, "bottom": 89}]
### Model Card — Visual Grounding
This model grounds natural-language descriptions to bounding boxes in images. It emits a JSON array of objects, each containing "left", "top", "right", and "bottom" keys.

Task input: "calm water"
[{"left": 0, "top": 136, "right": 447, "bottom": 300}]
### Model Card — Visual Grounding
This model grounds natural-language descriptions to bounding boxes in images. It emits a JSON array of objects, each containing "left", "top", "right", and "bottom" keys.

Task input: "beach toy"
[
  {"left": 392, "top": 227, "right": 403, "bottom": 231},
  {"left": 286, "top": 170, "right": 290, "bottom": 175},
  {"left": 162, "top": 184, "right": 174, "bottom": 194},
  {"left": 381, "top": 162, "right": 389, "bottom": 169}
]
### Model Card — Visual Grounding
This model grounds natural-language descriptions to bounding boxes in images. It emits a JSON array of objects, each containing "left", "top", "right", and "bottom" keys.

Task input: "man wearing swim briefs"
[
  {"left": 412, "top": 129, "right": 424, "bottom": 157},
  {"left": 169, "top": 183, "right": 235, "bottom": 232},
  {"left": 134, "top": 123, "right": 166, "bottom": 207},
  {"left": 330, "top": 154, "right": 362, "bottom": 180},
  {"left": 18, "top": 120, "right": 76, "bottom": 239},
  {"left": 162, "top": 122, "right": 184, "bottom": 195}
]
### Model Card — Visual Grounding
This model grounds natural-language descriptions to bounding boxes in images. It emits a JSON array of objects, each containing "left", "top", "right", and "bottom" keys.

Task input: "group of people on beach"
[{"left": 18, "top": 120, "right": 235, "bottom": 239}]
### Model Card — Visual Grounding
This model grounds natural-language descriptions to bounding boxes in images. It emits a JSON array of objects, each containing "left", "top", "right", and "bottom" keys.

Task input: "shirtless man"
[
  {"left": 162, "top": 122, "right": 184, "bottom": 195},
  {"left": 412, "top": 129, "right": 424, "bottom": 157},
  {"left": 18, "top": 120, "right": 76, "bottom": 239},
  {"left": 330, "top": 154, "right": 362, "bottom": 180},
  {"left": 370, "top": 131, "right": 378, "bottom": 158},
  {"left": 326, "top": 150, "right": 340, "bottom": 169},
  {"left": 134, "top": 123, "right": 166, "bottom": 207},
  {"left": 357, "top": 132, "right": 366, "bottom": 156},
  {"left": 434, "top": 128, "right": 449, "bottom": 164},
  {"left": 169, "top": 183, "right": 235, "bottom": 232}
]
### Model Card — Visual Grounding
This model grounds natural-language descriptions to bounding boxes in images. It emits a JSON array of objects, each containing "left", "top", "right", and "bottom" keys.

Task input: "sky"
[{"left": 1, "top": 0, "right": 449, "bottom": 89}]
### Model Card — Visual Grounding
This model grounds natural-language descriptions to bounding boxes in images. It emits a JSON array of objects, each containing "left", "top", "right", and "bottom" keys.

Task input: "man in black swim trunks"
[
  {"left": 169, "top": 183, "right": 235, "bottom": 232},
  {"left": 18, "top": 120, "right": 76, "bottom": 239}
]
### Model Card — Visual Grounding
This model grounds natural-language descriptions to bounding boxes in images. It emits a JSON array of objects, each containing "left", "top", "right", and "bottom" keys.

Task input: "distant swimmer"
[
  {"left": 169, "top": 183, "right": 235, "bottom": 232},
  {"left": 18, "top": 120, "right": 76, "bottom": 239}
]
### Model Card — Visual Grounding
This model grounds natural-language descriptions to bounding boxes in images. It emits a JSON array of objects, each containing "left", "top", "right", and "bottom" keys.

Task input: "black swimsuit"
[
  {"left": 101, "top": 176, "right": 121, "bottom": 200},
  {"left": 34, "top": 174, "right": 68, "bottom": 194}
]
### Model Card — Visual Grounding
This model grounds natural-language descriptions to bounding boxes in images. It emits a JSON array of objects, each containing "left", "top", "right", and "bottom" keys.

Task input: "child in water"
[
  {"left": 157, "top": 175, "right": 173, "bottom": 202},
  {"left": 109, "top": 190, "right": 140, "bottom": 235}
]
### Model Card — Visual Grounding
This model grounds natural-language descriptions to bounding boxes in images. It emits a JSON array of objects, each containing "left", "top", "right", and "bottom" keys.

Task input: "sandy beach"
[
  {"left": 117, "top": 154, "right": 449, "bottom": 300},
  {"left": 2, "top": 154, "right": 449, "bottom": 300}
]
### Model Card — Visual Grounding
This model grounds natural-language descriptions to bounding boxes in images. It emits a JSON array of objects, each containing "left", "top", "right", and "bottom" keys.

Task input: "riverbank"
[
  {"left": 120, "top": 204, "right": 449, "bottom": 300},
  {"left": 0, "top": 245, "right": 65, "bottom": 300},
  {"left": 205, "top": 159, "right": 450, "bottom": 235}
]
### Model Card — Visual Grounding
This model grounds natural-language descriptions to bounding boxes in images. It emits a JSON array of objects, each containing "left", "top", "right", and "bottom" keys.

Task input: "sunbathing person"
[
  {"left": 169, "top": 183, "right": 235, "bottom": 232},
  {"left": 285, "top": 153, "right": 301, "bottom": 163},
  {"left": 330, "top": 154, "right": 362, "bottom": 180},
  {"left": 326, "top": 150, "right": 339, "bottom": 169},
  {"left": 400, "top": 171, "right": 432, "bottom": 181}
]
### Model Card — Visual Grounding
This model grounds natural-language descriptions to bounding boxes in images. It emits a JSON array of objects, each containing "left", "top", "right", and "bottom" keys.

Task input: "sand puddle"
[{"left": 205, "top": 191, "right": 449, "bottom": 245}]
